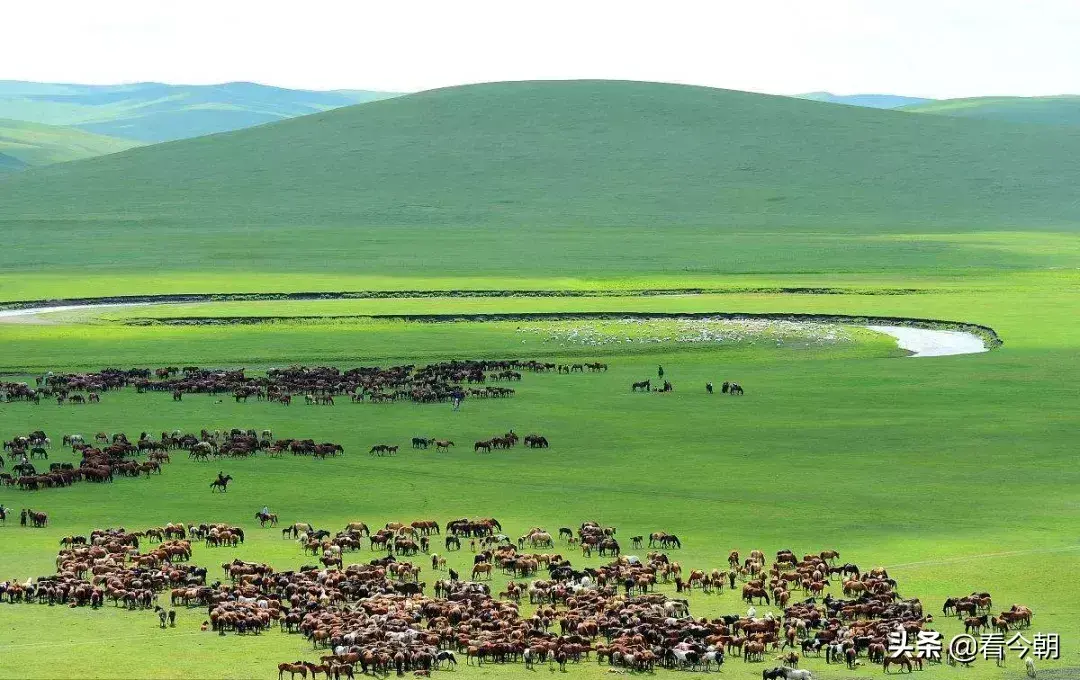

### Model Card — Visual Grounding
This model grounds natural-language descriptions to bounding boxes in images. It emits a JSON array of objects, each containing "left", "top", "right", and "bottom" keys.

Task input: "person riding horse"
[{"left": 210, "top": 472, "right": 232, "bottom": 492}]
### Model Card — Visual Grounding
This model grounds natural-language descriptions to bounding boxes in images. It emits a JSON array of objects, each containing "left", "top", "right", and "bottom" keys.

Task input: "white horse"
[
  {"left": 523, "top": 647, "right": 544, "bottom": 669},
  {"left": 701, "top": 650, "right": 724, "bottom": 671}
]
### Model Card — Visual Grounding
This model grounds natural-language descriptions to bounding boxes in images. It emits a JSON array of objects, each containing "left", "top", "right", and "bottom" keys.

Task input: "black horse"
[
  {"left": 660, "top": 534, "right": 682, "bottom": 549},
  {"left": 210, "top": 474, "right": 233, "bottom": 492}
]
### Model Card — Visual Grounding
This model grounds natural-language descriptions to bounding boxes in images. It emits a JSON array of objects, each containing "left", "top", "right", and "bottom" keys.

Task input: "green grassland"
[
  {"left": 0, "top": 118, "right": 137, "bottom": 169},
  {"left": 0, "top": 279, "right": 1078, "bottom": 679},
  {"left": 0, "top": 79, "right": 1078, "bottom": 679}
]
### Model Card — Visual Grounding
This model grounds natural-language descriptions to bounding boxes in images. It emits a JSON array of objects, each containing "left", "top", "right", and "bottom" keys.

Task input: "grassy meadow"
[
  {"left": 0, "top": 79, "right": 1078, "bottom": 680},
  {"left": 0, "top": 277, "right": 1078, "bottom": 679}
]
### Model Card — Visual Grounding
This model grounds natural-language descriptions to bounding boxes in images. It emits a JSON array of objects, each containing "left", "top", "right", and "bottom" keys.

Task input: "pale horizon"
[{"left": 5, "top": 0, "right": 1080, "bottom": 100}]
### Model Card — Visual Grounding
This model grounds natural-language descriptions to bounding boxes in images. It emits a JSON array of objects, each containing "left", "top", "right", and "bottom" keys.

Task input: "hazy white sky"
[{"left": 4, "top": 1, "right": 1079, "bottom": 98}]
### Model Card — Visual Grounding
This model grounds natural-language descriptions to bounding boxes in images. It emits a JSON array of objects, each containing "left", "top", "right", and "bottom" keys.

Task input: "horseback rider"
[{"left": 260, "top": 505, "right": 269, "bottom": 517}]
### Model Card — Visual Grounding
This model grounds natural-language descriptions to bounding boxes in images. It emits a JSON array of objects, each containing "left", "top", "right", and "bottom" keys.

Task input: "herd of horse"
[
  {"left": 471, "top": 430, "right": 545, "bottom": 453},
  {"left": 0, "top": 510, "right": 1038, "bottom": 678},
  {"left": 1, "top": 358, "right": 602, "bottom": 409},
  {"left": 366, "top": 435, "right": 539, "bottom": 456},
  {"left": 1, "top": 430, "right": 169, "bottom": 491},
  {"left": 0, "top": 361, "right": 1040, "bottom": 678},
  {"left": 0, "top": 426, "right": 363, "bottom": 496}
]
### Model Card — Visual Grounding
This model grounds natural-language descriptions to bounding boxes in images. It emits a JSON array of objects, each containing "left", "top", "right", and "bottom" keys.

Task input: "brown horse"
[
  {"left": 819, "top": 549, "right": 840, "bottom": 562},
  {"left": 474, "top": 440, "right": 492, "bottom": 453},
  {"left": 883, "top": 654, "right": 913, "bottom": 673},
  {"left": 743, "top": 641, "right": 765, "bottom": 662},
  {"left": 964, "top": 614, "right": 989, "bottom": 633},
  {"left": 434, "top": 440, "right": 454, "bottom": 451},
  {"left": 472, "top": 563, "right": 492, "bottom": 579},
  {"left": 28, "top": 509, "right": 48, "bottom": 527},
  {"left": 277, "top": 662, "right": 308, "bottom": 680},
  {"left": 256, "top": 512, "right": 279, "bottom": 527}
]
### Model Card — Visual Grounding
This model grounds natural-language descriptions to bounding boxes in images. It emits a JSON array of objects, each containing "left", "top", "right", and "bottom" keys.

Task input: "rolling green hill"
[
  {"left": 2, "top": 79, "right": 1080, "bottom": 296},
  {"left": 902, "top": 95, "right": 1080, "bottom": 126},
  {"left": 0, "top": 80, "right": 400, "bottom": 143},
  {"left": 0, "top": 117, "right": 138, "bottom": 167}
]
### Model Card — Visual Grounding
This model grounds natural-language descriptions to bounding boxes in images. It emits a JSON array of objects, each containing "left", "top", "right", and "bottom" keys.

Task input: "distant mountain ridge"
[
  {"left": 797, "top": 92, "right": 934, "bottom": 109},
  {"left": 0, "top": 80, "right": 401, "bottom": 143},
  {"left": 900, "top": 95, "right": 1080, "bottom": 126}
]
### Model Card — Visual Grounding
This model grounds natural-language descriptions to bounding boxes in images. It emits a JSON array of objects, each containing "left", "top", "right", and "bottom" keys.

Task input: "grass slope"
[
  {"left": 903, "top": 95, "right": 1080, "bottom": 126},
  {"left": 0, "top": 118, "right": 138, "bottom": 167},
  {"left": 2, "top": 80, "right": 1080, "bottom": 298},
  {"left": 0, "top": 80, "right": 400, "bottom": 143}
]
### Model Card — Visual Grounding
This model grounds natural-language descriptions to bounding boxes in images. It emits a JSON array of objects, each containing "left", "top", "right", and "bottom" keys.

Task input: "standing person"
[
  {"left": 20, "top": 508, "right": 27, "bottom": 526},
  {"left": 706, "top": 382, "right": 713, "bottom": 394},
  {"left": 658, "top": 365, "right": 664, "bottom": 379}
]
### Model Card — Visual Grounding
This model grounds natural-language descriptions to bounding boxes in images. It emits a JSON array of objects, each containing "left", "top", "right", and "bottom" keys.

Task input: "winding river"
[{"left": 0, "top": 303, "right": 989, "bottom": 358}]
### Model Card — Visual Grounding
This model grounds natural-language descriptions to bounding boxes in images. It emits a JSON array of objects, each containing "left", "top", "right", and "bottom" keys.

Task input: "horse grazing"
[
  {"left": 883, "top": 654, "right": 913, "bottom": 673},
  {"left": 523, "top": 434, "right": 548, "bottom": 448},
  {"left": 210, "top": 475, "right": 233, "bottom": 492},
  {"left": 631, "top": 380, "right": 651, "bottom": 392}
]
